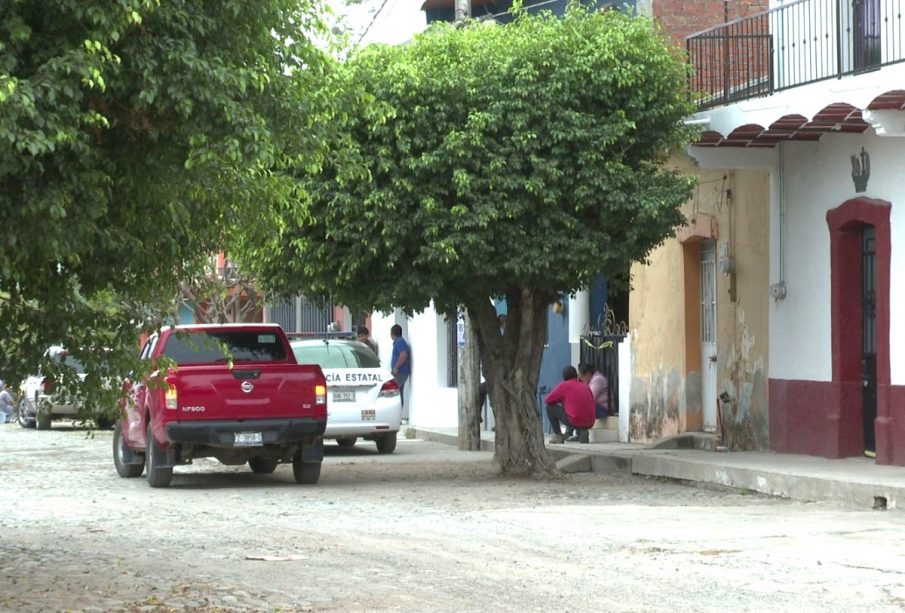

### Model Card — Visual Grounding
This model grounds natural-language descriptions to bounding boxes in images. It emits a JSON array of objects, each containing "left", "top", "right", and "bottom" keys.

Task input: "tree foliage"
[
  {"left": 0, "top": 0, "right": 334, "bottom": 398},
  {"left": 246, "top": 7, "right": 697, "bottom": 475}
]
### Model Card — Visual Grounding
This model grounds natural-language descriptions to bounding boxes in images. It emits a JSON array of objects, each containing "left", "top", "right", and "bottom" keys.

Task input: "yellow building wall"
[{"left": 628, "top": 155, "right": 771, "bottom": 448}]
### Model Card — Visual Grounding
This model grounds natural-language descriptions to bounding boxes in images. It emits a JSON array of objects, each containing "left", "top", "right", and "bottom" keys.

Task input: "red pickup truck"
[{"left": 113, "top": 324, "right": 327, "bottom": 488}]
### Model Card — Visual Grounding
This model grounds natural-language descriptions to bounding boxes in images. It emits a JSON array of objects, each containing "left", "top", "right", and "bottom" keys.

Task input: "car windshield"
[
  {"left": 163, "top": 331, "right": 287, "bottom": 365},
  {"left": 292, "top": 342, "right": 380, "bottom": 369}
]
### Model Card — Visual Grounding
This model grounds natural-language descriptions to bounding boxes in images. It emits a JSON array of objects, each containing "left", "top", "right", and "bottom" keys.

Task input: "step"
[
  {"left": 647, "top": 432, "right": 721, "bottom": 451},
  {"left": 594, "top": 416, "right": 619, "bottom": 430},
  {"left": 588, "top": 428, "right": 618, "bottom": 443}
]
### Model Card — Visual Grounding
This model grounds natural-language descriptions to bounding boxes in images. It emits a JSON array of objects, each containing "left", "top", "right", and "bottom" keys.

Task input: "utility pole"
[
  {"left": 456, "top": 310, "right": 481, "bottom": 450},
  {"left": 454, "top": 0, "right": 480, "bottom": 451},
  {"left": 455, "top": 0, "right": 471, "bottom": 22}
]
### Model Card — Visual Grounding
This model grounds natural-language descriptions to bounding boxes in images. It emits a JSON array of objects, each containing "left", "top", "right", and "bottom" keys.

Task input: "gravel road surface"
[{"left": 1, "top": 422, "right": 904, "bottom": 612}]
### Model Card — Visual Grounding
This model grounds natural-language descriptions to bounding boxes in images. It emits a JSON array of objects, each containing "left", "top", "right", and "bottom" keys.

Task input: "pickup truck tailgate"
[{"left": 167, "top": 364, "right": 325, "bottom": 421}]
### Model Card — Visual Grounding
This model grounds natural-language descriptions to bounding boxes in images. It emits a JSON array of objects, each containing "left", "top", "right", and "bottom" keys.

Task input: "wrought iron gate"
[{"left": 579, "top": 306, "right": 627, "bottom": 415}]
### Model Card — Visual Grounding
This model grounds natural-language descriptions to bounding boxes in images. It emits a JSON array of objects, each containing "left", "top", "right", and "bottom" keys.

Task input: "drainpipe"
[
  {"left": 779, "top": 143, "right": 785, "bottom": 287},
  {"left": 770, "top": 144, "right": 788, "bottom": 301}
]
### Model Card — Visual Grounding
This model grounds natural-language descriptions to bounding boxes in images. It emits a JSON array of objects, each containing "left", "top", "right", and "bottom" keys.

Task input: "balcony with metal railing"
[{"left": 687, "top": 0, "right": 905, "bottom": 110}]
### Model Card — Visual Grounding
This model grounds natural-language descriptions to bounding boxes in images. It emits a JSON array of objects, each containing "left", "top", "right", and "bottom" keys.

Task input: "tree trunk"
[{"left": 469, "top": 288, "right": 558, "bottom": 477}]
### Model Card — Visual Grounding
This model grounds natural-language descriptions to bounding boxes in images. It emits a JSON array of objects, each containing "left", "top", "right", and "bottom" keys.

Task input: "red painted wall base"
[
  {"left": 876, "top": 385, "right": 905, "bottom": 466},
  {"left": 769, "top": 378, "right": 905, "bottom": 465}
]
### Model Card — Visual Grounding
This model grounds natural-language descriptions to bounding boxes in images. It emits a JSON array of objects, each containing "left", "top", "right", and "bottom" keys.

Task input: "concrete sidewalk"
[{"left": 410, "top": 426, "right": 905, "bottom": 511}]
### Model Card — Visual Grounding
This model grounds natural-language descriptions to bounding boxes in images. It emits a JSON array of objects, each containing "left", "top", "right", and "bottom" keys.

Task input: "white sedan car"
[
  {"left": 290, "top": 338, "right": 402, "bottom": 453},
  {"left": 18, "top": 346, "right": 113, "bottom": 430}
]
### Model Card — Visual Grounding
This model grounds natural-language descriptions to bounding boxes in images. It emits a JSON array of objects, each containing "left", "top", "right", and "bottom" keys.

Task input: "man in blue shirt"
[{"left": 390, "top": 324, "right": 411, "bottom": 423}]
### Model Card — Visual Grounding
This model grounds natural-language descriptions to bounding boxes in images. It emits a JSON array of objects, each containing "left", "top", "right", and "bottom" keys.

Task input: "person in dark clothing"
[
  {"left": 356, "top": 325, "right": 379, "bottom": 356},
  {"left": 390, "top": 324, "right": 411, "bottom": 422}
]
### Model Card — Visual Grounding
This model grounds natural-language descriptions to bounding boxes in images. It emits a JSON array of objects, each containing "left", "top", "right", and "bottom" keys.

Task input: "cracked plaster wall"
[{"left": 629, "top": 162, "right": 770, "bottom": 448}]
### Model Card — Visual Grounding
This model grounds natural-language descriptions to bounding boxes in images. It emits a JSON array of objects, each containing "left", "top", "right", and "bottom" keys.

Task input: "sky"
[{"left": 330, "top": 0, "right": 428, "bottom": 46}]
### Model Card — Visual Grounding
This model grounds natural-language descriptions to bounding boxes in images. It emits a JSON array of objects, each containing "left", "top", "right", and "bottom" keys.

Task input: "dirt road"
[{"left": 1, "top": 422, "right": 904, "bottom": 612}]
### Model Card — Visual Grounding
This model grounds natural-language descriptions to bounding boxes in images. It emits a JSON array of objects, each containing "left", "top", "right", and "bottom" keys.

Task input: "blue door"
[{"left": 537, "top": 302, "right": 571, "bottom": 433}]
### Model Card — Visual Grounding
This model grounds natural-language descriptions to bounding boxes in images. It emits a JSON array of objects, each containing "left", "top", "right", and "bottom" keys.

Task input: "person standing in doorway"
[{"left": 390, "top": 324, "right": 411, "bottom": 423}]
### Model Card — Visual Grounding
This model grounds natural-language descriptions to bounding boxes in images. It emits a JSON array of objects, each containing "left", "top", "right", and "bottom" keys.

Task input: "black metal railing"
[
  {"left": 268, "top": 295, "right": 335, "bottom": 334},
  {"left": 687, "top": 0, "right": 905, "bottom": 109}
]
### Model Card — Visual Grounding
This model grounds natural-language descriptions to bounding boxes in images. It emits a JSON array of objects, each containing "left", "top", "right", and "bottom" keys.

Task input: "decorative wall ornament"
[
  {"left": 588, "top": 303, "right": 628, "bottom": 336},
  {"left": 851, "top": 147, "right": 870, "bottom": 193}
]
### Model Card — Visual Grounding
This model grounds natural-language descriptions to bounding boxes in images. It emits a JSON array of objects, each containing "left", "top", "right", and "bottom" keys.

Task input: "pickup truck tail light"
[
  {"left": 315, "top": 384, "right": 326, "bottom": 405},
  {"left": 165, "top": 384, "right": 178, "bottom": 410},
  {"left": 42, "top": 377, "right": 53, "bottom": 394},
  {"left": 378, "top": 379, "right": 400, "bottom": 398}
]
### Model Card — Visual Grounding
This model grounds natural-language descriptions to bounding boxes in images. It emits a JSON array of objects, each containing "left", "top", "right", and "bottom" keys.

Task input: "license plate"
[
  {"left": 234, "top": 431, "right": 262, "bottom": 446},
  {"left": 361, "top": 409, "right": 375, "bottom": 421},
  {"left": 334, "top": 390, "right": 355, "bottom": 403}
]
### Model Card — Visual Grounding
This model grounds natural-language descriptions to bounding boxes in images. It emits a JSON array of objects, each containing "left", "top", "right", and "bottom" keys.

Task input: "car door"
[{"left": 124, "top": 334, "right": 157, "bottom": 447}]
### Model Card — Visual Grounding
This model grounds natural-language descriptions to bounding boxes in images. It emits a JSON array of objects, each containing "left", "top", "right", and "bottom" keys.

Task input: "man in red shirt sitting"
[{"left": 543, "top": 365, "right": 596, "bottom": 444}]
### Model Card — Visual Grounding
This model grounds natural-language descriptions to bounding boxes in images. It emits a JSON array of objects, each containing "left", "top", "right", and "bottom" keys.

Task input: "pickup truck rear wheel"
[
  {"left": 376, "top": 431, "right": 397, "bottom": 454},
  {"left": 145, "top": 422, "right": 173, "bottom": 488},
  {"left": 292, "top": 454, "right": 321, "bottom": 485},
  {"left": 113, "top": 420, "right": 144, "bottom": 478},
  {"left": 336, "top": 437, "right": 357, "bottom": 448},
  {"left": 248, "top": 457, "right": 278, "bottom": 474}
]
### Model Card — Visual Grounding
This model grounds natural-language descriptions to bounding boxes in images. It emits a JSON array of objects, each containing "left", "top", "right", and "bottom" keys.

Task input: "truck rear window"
[{"left": 163, "top": 331, "right": 287, "bottom": 365}]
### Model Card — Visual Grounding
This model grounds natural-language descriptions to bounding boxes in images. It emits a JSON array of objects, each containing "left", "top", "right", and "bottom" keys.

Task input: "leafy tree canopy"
[
  {"left": 244, "top": 6, "right": 697, "bottom": 475},
  {"left": 254, "top": 7, "right": 695, "bottom": 314},
  {"left": 0, "top": 0, "right": 336, "bottom": 403}
]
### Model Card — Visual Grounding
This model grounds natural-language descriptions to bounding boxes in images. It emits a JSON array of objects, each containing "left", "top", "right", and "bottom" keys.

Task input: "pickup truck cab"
[{"left": 113, "top": 324, "right": 327, "bottom": 488}]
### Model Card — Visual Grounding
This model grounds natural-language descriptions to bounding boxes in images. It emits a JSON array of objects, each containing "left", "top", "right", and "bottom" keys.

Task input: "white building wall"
[
  {"left": 893, "top": 205, "right": 905, "bottom": 386},
  {"left": 618, "top": 337, "right": 630, "bottom": 443},
  {"left": 371, "top": 305, "right": 459, "bottom": 429},
  {"left": 372, "top": 295, "right": 600, "bottom": 430},
  {"left": 769, "top": 132, "right": 905, "bottom": 384}
]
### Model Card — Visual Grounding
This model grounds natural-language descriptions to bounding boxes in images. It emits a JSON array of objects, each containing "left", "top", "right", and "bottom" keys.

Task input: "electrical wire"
[
  {"left": 478, "top": 0, "right": 570, "bottom": 21},
  {"left": 356, "top": 0, "right": 392, "bottom": 46}
]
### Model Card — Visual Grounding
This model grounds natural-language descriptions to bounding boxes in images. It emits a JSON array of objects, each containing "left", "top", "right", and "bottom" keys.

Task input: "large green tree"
[
  {"left": 0, "top": 0, "right": 336, "bottom": 402},
  {"left": 248, "top": 7, "right": 697, "bottom": 476}
]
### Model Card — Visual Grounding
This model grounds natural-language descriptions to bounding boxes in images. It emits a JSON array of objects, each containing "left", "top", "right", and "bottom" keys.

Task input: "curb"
[
  {"left": 411, "top": 427, "right": 905, "bottom": 511},
  {"left": 633, "top": 453, "right": 901, "bottom": 510}
]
